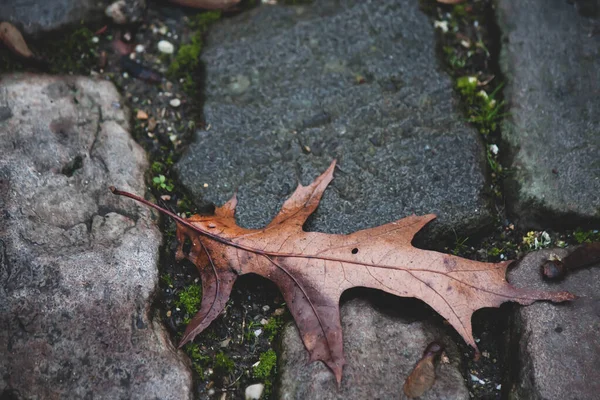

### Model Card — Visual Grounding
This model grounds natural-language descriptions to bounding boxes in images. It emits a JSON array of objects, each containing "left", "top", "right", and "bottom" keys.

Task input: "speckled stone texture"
[
  {"left": 497, "top": 0, "right": 600, "bottom": 228},
  {"left": 506, "top": 249, "right": 600, "bottom": 400},
  {"left": 0, "top": 75, "right": 192, "bottom": 400},
  {"left": 176, "top": 0, "right": 494, "bottom": 240},
  {"left": 0, "top": 0, "right": 106, "bottom": 36},
  {"left": 279, "top": 296, "right": 469, "bottom": 400}
]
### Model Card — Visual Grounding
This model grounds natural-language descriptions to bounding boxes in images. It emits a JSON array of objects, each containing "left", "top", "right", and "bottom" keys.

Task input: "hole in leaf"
[
  {"left": 351, "top": 248, "right": 359, "bottom": 254},
  {"left": 182, "top": 237, "right": 193, "bottom": 256}
]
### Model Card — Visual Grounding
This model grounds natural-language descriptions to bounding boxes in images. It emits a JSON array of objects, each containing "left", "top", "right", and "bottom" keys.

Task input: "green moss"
[
  {"left": 264, "top": 316, "right": 284, "bottom": 341},
  {"left": 47, "top": 26, "right": 98, "bottom": 74},
  {"left": 213, "top": 351, "right": 235, "bottom": 377},
  {"left": 185, "top": 343, "right": 211, "bottom": 379},
  {"left": 160, "top": 273, "right": 174, "bottom": 287},
  {"left": 253, "top": 349, "right": 277, "bottom": 397},
  {"left": 168, "top": 11, "right": 222, "bottom": 96},
  {"left": 573, "top": 228, "right": 600, "bottom": 244},
  {"left": 175, "top": 284, "right": 202, "bottom": 323},
  {"left": 488, "top": 247, "right": 502, "bottom": 257}
]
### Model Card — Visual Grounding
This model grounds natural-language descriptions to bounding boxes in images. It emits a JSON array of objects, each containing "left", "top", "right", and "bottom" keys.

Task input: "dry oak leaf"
[
  {"left": 0, "top": 22, "right": 34, "bottom": 59},
  {"left": 110, "top": 160, "right": 574, "bottom": 385}
]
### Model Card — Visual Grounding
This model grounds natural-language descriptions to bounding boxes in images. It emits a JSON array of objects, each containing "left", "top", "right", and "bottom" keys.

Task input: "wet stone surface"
[
  {"left": 176, "top": 0, "right": 494, "bottom": 240},
  {"left": 279, "top": 295, "right": 469, "bottom": 400},
  {"left": 497, "top": 0, "right": 600, "bottom": 228},
  {"left": 0, "top": 0, "right": 105, "bottom": 36},
  {"left": 0, "top": 75, "right": 192, "bottom": 399},
  {"left": 507, "top": 249, "right": 600, "bottom": 400}
]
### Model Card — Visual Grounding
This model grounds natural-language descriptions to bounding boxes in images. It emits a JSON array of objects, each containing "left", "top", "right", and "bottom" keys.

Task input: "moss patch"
[
  {"left": 253, "top": 349, "right": 277, "bottom": 396},
  {"left": 168, "top": 11, "right": 222, "bottom": 96},
  {"left": 214, "top": 351, "right": 235, "bottom": 378},
  {"left": 175, "top": 284, "right": 202, "bottom": 323}
]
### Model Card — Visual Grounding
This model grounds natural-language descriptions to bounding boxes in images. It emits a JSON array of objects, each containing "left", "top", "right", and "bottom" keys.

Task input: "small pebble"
[
  {"left": 245, "top": 383, "right": 265, "bottom": 400},
  {"left": 92, "top": 36, "right": 99, "bottom": 43},
  {"left": 253, "top": 329, "right": 262, "bottom": 337},
  {"left": 260, "top": 318, "right": 268, "bottom": 325},
  {"left": 159, "top": 26, "right": 168, "bottom": 35},
  {"left": 158, "top": 40, "right": 174, "bottom": 54},
  {"left": 262, "top": 305, "right": 270, "bottom": 313},
  {"left": 136, "top": 110, "right": 148, "bottom": 120},
  {"left": 147, "top": 118, "right": 157, "bottom": 132},
  {"left": 105, "top": 0, "right": 127, "bottom": 24},
  {"left": 169, "top": 98, "right": 181, "bottom": 108},
  {"left": 135, "top": 44, "right": 145, "bottom": 53},
  {"left": 496, "top": 384, "right": 502, "bottom": 390}
]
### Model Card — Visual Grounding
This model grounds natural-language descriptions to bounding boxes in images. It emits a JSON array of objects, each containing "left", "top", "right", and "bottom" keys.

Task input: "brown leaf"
[
  {"left": 0, "top": 22, "right": 34, "bottom": 59},
  {"left": 404, "top": 342, "right": 444, "bottom": 398},
  {"left": 109, "top": 161, "right": 574, "bottom": 385},
  {"left": 168, "top": 0, "right": 240, "bottom": 10}
]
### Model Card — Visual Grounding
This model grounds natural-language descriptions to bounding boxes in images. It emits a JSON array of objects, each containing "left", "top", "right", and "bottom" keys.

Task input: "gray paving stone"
[
  {"left": 506, "top": 249, "right": 600, "bottom": 400},
  {"left": 497, "top": 0, "right": 600, "bottom": 228},
  {"left": 0, "top": 75, "right": 192, "bottom": 399},
  {"left": 279, "top": 297, "right": 469, "bottom": 400},
  {"left": 176, "top": 0, "right": 494, "bottom": 240},
  {"left": 0, "top": 0, "right": 106, "bottom": 36}
]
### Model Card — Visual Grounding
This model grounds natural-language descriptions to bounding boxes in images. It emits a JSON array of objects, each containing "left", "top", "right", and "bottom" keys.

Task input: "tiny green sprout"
[
  {"left": 152, "top": 174, "right": 174, "bottom": 192},
  {"left": 522, "top": 231, "right": 552, "bottom": 250},
  {"left": 456, "top": 76, "right": 478, "bottom": 98},
  {"left": 151, "top": 161, "right": 165, "bottom": 174}
]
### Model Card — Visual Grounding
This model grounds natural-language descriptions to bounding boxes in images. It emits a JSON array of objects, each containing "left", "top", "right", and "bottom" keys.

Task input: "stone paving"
[
  {"left": 497, "top": 0, "right": 600, "bottom": 229},
  {"left": 0, "top": 75, "right": 192, "bottom": 399},
  {"left": 507, "top": 249, "right": 600, "bottom": 400}
]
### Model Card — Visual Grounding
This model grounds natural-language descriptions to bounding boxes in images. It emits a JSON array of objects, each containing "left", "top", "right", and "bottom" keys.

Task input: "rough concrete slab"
[
  {"left": 497, "top": 0, "right": 600, "bottom": 228},
  {"left": 176, "top": 0, "right": 494, "bottom": 241},
  {"left": 279, "top": 296, "right": 469, "bottom": 399},
  {"left": 0, "top": 75, "right": 192, "bottom": 399},
  {"left": 506, "top": 249, "right": 600, "bottom": 400}
]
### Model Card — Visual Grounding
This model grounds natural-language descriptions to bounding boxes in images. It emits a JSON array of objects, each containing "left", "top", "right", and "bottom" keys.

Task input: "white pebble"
[
  {"left": 245, "top": 383, "right": 265, "bottom": 400},
  {"left": 92, "top": 36, "right": 99, "bottom": 43},
  {"left": 490, "top": 144, "right": 499, "bottom": 155},
  {"left": 169, "top": 98, "right": 181, "bottom": 108},
  {"left": 253, "top": 329, "right": 262, "bottom": 337},
  {"left": 157, "top": 40, "right": 174, "bottom": 54},
  {"left": 135, "top": 44, "right": 145, "bottom": 53}
]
